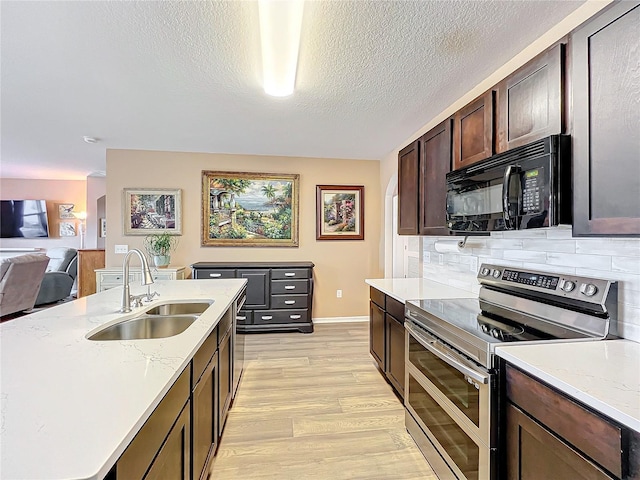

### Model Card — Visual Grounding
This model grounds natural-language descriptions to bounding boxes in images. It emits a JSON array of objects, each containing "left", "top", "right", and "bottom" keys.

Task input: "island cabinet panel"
[
  {"left": 504, "top": 363, "right": 639, "bottom": 480},
  {"left": 144, "top": 402, "right": 191, "bottom": 480},
  {"left": 571, "top": 1, "right": 640, "bottom": 236},
  {"left": 191, "top": 262, "right": 314, "bottom": 334},
  {"left": 453, "top": 90, "right": 494, "bottom": 170},
  {"left": 495, "top": 43, "right": 564, "bottom": 153},
  {"left": 369, "top": 287, "right": 405, "bottom": 399},
  {"left": 397, "top": 139, "right": 421, "bottom": 235},
  {"left": 218, "top": 325, "right": 233, "bottom": 433},
  {"left": 116, "top": 367, "right": 190, "bottom": 480},
  {"left": 419, "top": 118, "right": 453, "bottom": 235}
]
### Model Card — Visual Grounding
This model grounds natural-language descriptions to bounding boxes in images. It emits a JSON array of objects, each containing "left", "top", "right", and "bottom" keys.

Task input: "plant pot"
[{"left": 153, "top": 255, "right": 170, "bottom": 268}]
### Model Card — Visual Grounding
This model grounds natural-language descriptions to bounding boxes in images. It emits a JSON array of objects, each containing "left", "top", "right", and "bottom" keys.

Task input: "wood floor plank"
[{"left": 209, "top": 322, "right": 434, "bottom": 479}]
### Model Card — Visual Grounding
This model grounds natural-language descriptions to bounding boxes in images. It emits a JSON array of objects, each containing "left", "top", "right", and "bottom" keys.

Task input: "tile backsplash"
[{"left": 414, "top": 226, "right": 640, "bottom": 342}]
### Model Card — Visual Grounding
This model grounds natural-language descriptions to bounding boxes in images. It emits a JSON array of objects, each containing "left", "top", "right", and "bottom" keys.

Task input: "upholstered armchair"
[
  {"left": 35, "top": 247, "right": 78, "bottom": 306},
  {"left": 0, "top": 254, "right": 50, "bottom": 317}
]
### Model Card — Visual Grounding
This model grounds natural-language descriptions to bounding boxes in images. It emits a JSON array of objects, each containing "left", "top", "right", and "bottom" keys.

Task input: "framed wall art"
[
  {"left": 58, "top": 204, "right": 75, "bottom": 219},
  {"left": 201, "top": 171, "right": 299, "bottom": 247},
  {"left": 316, "top": 185, "right": 364, "bottom": 240},
  {"left": 59, "top": 221, "right": 76, "bottom": 237},
  {"left": 123, "top": 188, "right": 182, "bottom": 235}
]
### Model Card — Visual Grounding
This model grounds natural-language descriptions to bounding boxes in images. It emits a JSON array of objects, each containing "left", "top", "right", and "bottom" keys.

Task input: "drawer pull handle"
[
  {"left": 285, "top": 300, "right": 295, "bottom": 305},
  {"left": 237, "top": 316, "right": 246, "bottom": 320},
  {"left": 210, "top": 273, "right": 222, "bottom": 278},
  {"left": 262, "top": 315, "right": 273, "bottom": 320},
  {"left": 290, "top": 315, "right": 301, "bottom": 319},
  {"left": 285, "top": 272, "right": 296, "bottom": 277},
  {"left": 285, "top": 285, "right": 296, "bottom": 290}
]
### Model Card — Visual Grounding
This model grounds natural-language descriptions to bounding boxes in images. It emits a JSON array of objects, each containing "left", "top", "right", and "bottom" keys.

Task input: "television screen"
[{"left": 0, "top": 200, "right": 50, "bottom": 238}]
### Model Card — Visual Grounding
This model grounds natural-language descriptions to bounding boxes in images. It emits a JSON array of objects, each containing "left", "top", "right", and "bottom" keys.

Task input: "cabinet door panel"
[
  {"left": 572, "top": 3, "right": 640, "bottom": 235},
  {"left": 496, "top": 44, "right": 563, "bottom": 152},
  {"left": 369, "top": 301, "right": 384, "bottom": 370},
  {"left": 237, "top": 269, "right": 270, "bottom": 308},
  {"left": 506, "top": 403, "right": 612, "bottom": 480},
  {"left": 398, "top": 140, "right": 420, "bottom": 235},
  {"left": 420, "top": 119, "right": 452, "bottom": 235},
  {"left": 144, "top": 402, "right": 191, "bottom": 480},
  {"left": 453, "top": 91, "right": 494, "bottom": 170},
  {"left": 218, "top": 329, "right": 232, "bottom": 433},
  {"left": 385, "top": 314, "right": 405, "bottom": 398}
]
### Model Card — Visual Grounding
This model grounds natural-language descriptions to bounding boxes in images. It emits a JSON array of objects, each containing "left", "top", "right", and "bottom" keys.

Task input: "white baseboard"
[{"left": 312, "top": 316, "right": 368, "bottom": 324}]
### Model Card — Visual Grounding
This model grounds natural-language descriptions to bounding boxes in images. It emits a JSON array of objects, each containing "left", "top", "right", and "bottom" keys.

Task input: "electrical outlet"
[
  {"left": 438, "top": 254, "right": 444, "bottom": 265},
  {"left": 115, "top": 244, "right": 128, "bottom": 254},
  {"left": 336, "top": 289, "right": 342, "bottom": 298},
  {"left": 424, "top": 251, "right": 431, "bottom": 263},
  {"left": 470, "top": 257, "right": 479, "bottom": 273}
]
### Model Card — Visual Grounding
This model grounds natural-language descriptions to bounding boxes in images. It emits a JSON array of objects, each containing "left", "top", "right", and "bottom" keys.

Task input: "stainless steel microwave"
[{"left": 446, "top": 135, "right": 571, "bottom": 232}]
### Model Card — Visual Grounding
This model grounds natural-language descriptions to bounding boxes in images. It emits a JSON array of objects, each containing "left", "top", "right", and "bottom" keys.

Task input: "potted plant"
[{"left": 143, "top": 232, "right": 178, "bottom": 268}]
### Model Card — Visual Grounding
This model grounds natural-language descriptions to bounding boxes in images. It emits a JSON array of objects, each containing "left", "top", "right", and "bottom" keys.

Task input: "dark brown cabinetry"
[
  {"left": 369, "top": 287, "right": 405, "bottom": 399},
  {"left": 504, "top": 364, "right": 640, "bottom": 480},
  {"left": 571, "top": 2, "right": 640, "bottom": 236},
  {"left": 398, "top": 140, "right": 421, "bottom": 235},
  {"left": 397, "top": 119, "right": 453, "bottom": 236},
  {"left": 192, "top": 262, "right": 315, "bottom": 333},
  {"left": 453, "top": 90, "right": 494, "bottom": 170},
  {"left": 496, "top": 43, "right": 564, "bottom": 153},
  {"left": 144, "top": 403, "right": 191, "bottom": 480},
  {"left": 218, "top": 325, "right": 232, "bottom": 433}
]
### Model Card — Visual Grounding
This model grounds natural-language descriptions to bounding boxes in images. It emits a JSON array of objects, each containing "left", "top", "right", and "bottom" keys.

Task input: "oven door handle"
[
  {"left": 502, "top": 164, "right": 520, "bottom": 229},
  {"left": 406, "top": 323, "right": 489, "bottom": 385}
]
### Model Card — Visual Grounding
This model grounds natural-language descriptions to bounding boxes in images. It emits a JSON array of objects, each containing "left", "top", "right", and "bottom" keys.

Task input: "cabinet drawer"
[
  {"left": 218, "top": 309, "right": 233, "bottom": 338},
  {"left": 99, "top": 272, "right": 137, "bottom": 284},
  {"left": 271, "top": 295, "right": 308, "bottom": 309},
  {"left": 236, "top": 310, "right": 252, "bottom": 325},
  {"left": 192, "top": 326, "right": 218, "bottom": 385},
  {"left": 271, "top": 279, "right": 308, "bottom": 294},
  {"left": 194, "top": 269, "right": 236, "bottom": 279},
  {"left": 370, "top": 287, "right": 385, "bottom": 309},
  {"left": 271, "top": 268, "right": 310, "bottom": 280},
  {"left": 506, "top": 364, "right": 623, "bottom": 478},
  {"left": 386, "top": 295, "right": 404, "bottom": 321},
  {"left": 151, "top": 272, "right": 175, "bottom": 281},
  {"left": 254, "top": 309, "right": 309, "bottom": 324}
]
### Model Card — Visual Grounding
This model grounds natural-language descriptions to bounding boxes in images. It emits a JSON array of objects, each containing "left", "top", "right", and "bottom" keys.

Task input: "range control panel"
[{"left": 477, "top": 263, "right": 614, "bottom": 305}]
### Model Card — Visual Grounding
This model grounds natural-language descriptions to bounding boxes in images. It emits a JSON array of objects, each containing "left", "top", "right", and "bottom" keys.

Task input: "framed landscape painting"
[
  {"left": 316, "top": 185, "right": 364, "bottom": 240},
  {"left": 201, "top": 171, "right": 299, "bottom": 247},
  {"left": 123, "top": 188, "right": 182, "bottom": 235}
]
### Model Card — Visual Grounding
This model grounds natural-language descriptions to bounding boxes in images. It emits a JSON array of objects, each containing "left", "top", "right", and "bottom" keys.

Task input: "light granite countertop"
[
  {"left": 496, "top": 340, "right": 640, "bottom": 433},
  {"left": 365, "top": 277, "right": 478, "bottom": 303},
  {"left": 0, "top": 278, "right": 246, "bottom": 480}
]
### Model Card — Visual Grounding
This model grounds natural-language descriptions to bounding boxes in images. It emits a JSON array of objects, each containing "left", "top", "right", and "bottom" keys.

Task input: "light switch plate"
[{"left": 115, "top": 244, "right": 128, "bottom": 254}]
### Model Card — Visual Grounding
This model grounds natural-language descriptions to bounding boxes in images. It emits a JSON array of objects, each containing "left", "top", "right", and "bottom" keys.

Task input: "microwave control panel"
[{"left": 521, "top": 168, "right": 542, "bottom": 213}]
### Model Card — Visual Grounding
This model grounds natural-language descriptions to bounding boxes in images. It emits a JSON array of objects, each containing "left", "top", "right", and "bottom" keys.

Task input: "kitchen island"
[{"left": 0, "top": 278, "right": 246, "bottom": 480}]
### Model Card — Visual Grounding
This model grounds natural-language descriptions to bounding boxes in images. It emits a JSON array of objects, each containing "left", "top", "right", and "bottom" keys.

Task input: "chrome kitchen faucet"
[{"left": 120, "top": 249, "right": 155, "bottom": 313}]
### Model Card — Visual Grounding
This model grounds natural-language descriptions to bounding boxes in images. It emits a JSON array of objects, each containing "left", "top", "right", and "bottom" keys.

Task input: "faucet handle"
[
  {"left": 144, "top": 287, "right": 160, "bottom": 303},
  {"left": 130, "top": 295, "right": 144, "bottom": 308}
]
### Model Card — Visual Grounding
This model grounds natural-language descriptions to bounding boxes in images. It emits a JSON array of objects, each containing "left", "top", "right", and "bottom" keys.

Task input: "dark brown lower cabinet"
[
  {"left": 369, "top": 300, "right": 385, "bottom": 371},
  {"left": 192, "top": 350, "right": 218, "bottom": 480},
  {"left": 144, "top": 402, "right": 191, "bottom": 480},
  {"left": 385, "top": 312, "right": 405, "bottom": 397},
  {"left": 506, "top": 403, "right": 612, "bottom": 480},
  {"left": 218, "top": 326, "right": 232, "bottom": 433},
  {"left": 369, "top": 287, "right": 405, "bottom": 399}
]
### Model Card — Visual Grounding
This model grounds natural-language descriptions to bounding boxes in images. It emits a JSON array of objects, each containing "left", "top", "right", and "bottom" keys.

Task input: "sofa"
[
  {"left": 35, "top": 247, "right": 78, "bottom": 306},
  {"left": 0, "top": 254, "right": 50, "bottom": 317}
]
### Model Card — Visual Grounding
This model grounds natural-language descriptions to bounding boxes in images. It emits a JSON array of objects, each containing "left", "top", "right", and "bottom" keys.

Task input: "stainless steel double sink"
[{"left": 88, "top": 301, "right": 213, "bottom": 341}]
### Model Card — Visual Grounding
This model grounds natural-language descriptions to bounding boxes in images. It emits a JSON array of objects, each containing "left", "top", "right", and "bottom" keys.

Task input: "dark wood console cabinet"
[
  {"left": 369, "top": 287, "right": 405, "bottom": 399},
  {"left": 192, "top": 262, "right": 314, "bottom": 334}
]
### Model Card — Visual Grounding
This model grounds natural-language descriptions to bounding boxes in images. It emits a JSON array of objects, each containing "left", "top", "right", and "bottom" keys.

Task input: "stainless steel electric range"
[{"left": 404, "top": 263, "right": 618, "bottom": 480}]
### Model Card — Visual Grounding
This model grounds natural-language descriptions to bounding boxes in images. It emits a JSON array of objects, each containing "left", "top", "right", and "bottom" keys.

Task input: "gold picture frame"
[
  {"left": 201, "top": 171, "right": 299, "bottom": 247},
  {"left": 316, "top": 185, "right": 364, "bottom": 240}
]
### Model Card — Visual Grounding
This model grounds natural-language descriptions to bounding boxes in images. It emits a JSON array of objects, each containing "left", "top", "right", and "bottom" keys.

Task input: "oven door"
[{"left": 405, "top": 321, "right": 495, "bottom": 480}]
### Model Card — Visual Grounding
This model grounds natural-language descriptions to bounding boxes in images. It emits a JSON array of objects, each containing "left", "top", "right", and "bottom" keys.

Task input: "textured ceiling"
[{"left": 1, "top": 0, "right": 584, "bottom": 180}]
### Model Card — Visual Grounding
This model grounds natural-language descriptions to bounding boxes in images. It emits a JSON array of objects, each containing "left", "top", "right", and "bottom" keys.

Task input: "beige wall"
[
  {"left": 106, "top": 149, "right": 382, "bottom": 319},
  {"left": 0, "top": 178, "right": 87, "bottom": 250}
]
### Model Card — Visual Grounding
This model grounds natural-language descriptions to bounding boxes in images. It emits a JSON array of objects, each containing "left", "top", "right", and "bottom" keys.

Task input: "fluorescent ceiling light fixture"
[{"left": 259, "top": 0, "right": 304, "bottom": 97}]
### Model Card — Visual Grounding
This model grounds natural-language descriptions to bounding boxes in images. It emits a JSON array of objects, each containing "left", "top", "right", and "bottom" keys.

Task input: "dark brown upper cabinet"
[
  {"left": 571, "top": 2, "right": 640, "bottom": 236},
  {"left": 397, "top": 139, "right": 420, "bottom": 235},
  {"left": 453, "top": 90, "right": 494, "bottom": 170},
  {"left": 419, "top": 119, "right": 453, "bottom": 235},
  {"left": 495, "top": 43, "right": 564, "bottom": 153}
]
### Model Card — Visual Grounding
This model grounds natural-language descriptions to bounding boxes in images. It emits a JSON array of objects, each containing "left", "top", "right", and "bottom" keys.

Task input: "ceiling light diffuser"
[{"left": 258, "top": 0, "right": 304, "bottom": 97}]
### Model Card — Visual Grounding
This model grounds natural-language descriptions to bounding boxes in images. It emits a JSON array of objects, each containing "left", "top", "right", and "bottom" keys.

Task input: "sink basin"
[
  {"left": 88, "top": 314, "right": 198, "bottom": 341},
  {"left": 143, "top": 301, "right": 213, "bottom": 316}
]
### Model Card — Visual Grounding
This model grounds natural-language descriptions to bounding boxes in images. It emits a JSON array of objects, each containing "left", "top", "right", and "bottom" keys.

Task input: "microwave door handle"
[{"left": 502, "top": 165, "right": 520, "bottom": 229}]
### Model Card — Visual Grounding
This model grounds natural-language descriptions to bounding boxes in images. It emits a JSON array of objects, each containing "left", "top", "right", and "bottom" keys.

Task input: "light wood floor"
[{"left": 209, "top": 322, "right": 436, "bottom": 479}]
